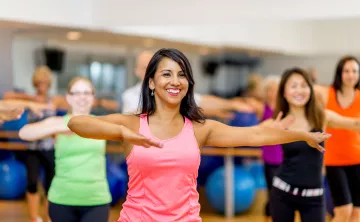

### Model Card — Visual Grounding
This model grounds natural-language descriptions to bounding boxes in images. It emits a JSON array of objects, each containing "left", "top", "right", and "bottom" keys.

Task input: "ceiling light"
[{"left": 66, "top": 31, "right": 82, "bottom": 40}]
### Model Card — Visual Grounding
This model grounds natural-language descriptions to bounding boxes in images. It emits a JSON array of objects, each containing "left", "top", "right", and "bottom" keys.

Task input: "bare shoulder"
[{"left": 192, "top": 119, "right": 217, "bottom": 147}]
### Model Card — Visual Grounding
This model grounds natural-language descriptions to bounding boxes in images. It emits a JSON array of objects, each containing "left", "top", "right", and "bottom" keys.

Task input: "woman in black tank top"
[{"left": 267, "top": 67, "right": 360, "bottom": 222}]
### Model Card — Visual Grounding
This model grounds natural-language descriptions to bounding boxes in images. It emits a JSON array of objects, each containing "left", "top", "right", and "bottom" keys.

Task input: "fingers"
[
  {"left": 319, "top": 132, "right": 331, "bottom": 142},
  {"left": 315, "top": 144, "right": 325, "bottom": 153},
  {"left": 144, "top": 138, "right": 164, "bottom": 148},
  {"left": 275, "top": 112, "right": 283, "bottom": 122}
]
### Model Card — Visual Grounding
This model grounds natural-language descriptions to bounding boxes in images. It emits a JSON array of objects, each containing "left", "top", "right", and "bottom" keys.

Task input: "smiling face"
[
  {"left": 283, "top": 73, "right": 311, "bottom": 108},
  {"left": 341, "top": 60, "right": 360, "bottom": 88},
  {"left": 66, "top": 78, "right": 95, "bottom": 114},
  {"left": 148, "top": 57, "right": 189, "bottom": 107}
]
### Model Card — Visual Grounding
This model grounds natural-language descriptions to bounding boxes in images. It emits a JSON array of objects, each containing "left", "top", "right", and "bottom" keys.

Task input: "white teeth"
[{"left": 167, "top": 89, "right": 180, "bottom": 93}]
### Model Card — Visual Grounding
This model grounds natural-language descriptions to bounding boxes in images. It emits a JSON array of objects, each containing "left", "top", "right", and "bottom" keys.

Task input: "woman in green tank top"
[{"left": 19, "top": 77, "right": 111, "bottom": 222}]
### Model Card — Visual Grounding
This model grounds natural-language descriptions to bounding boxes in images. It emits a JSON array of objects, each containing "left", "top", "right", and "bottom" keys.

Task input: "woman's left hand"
[{"left": 270, "top": 112, "right": 295, "bottom": 130}]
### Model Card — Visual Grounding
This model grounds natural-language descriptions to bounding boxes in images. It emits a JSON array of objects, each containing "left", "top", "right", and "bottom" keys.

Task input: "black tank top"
[{"left": 276, "top": 129, "right": 324, "bottom": 188}]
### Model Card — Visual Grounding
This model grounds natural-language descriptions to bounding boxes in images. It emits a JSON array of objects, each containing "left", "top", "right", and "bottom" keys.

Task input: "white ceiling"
[
  {"left": 2, "top": 0, "right": 360, "bottom": 55},
  {"left": 94, "top": 0, "right": 360, "bottom": 25}
]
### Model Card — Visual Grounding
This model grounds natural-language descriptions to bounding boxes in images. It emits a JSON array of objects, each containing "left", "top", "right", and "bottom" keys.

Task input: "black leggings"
[
  {"left": 25, "top": 150, "right": 55, "bottom": 194},
  {"left": 264, "top": 163, "right": 280, "bottom": 216},
  {"left": 326, "top": 164, "right": 360, "bottom": 207},
  {"left": 270, "top": 187, "right": 325, "bottom": 222},
  {"left": 49, "top": 202, "right": 110, "bottom": 222}
]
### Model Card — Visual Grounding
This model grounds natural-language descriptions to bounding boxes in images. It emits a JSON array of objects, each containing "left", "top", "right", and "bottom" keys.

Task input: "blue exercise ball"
[
  {"left": 0, "top": 159, "right": 27, "bottom": 199},
  {"left": 107, "top": 162, "right": 127, "bottom": 206},
  {"left": 205, "top": 166, "right": 256, "bottom": 214},
  {"left": 119, "top": 160, "right": 128, "bottom": 174},
  {"left": 245, "top": 161, "right": 267, "bottom": 190},
  {"left": 197, "top": 148, "right": 224, "bottom": 186}
]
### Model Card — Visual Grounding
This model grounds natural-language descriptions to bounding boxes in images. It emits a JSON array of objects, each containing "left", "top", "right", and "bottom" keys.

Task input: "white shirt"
[{"left": 122, "top": 82, "right": 202, "bottom": 114}]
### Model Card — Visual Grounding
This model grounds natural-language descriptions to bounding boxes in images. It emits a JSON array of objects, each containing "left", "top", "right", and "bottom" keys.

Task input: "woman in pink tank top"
[{"left": 67, "top": 48, "right": 330, "bottom": 222}]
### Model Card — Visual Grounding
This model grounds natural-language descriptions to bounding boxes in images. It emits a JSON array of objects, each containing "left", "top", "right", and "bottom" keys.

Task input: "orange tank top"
[{"left": 325, "top": 87, "right": 360, "bottom": 166}]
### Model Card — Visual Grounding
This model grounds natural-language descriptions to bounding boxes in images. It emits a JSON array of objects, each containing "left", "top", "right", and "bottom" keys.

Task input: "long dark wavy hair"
[
  {"left": 332, "top": 55, "right": 360, "bottom": 92},
  {"left": 274, "top": 67, "right": 325, "bottom": 130},
  {"left": 138, "top": 48, "right": 205, "bottom": 123}
]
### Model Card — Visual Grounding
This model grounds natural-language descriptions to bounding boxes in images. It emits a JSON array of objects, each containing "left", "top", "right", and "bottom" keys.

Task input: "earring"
[{"left": 151, "top": 89, "right": 154, "bottom": 96}]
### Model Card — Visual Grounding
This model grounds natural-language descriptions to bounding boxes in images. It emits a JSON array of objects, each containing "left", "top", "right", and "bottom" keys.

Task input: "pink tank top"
[{"left": 118, "top": 114, "right": 202, "bottom": 222}]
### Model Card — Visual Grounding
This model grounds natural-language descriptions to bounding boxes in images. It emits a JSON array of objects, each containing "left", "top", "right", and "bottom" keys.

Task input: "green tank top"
[{"left": 48, "top": 114, "right": 111, "bottom": 206}]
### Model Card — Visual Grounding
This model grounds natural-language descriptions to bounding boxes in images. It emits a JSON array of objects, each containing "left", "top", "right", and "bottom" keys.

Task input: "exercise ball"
[
  {"left": 107, "top": 162, "right": 127, "bottom": 206},
  {"left": 205, "top": 166, "right": 256, "bottom": 214},
  {"left": 197, "top": 147, "right": 224, "bottom": 186},
  {"left": 0, "top": 159, "right": 27, "bottom": 199},
  {"left": 119, "top": 160, "right": 128, "bottom": 174},
  {"left": 245, "top": 161, "right": 267, "bottom": 190}
]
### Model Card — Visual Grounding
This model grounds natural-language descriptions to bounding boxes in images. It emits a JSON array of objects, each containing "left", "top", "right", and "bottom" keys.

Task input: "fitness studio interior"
[{"left": 0, "top": 1, "right": 359, "bottom": 222}]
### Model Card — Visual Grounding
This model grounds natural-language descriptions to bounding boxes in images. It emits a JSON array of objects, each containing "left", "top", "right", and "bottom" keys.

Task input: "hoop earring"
[{"left": 151, "top": 89, "right": 154, "bottom": 96}]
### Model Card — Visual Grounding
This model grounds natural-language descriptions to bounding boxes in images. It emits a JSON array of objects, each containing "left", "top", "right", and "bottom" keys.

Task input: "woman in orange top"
[{"left": 315, "top": 56, "right": 360, "bottom": 221}]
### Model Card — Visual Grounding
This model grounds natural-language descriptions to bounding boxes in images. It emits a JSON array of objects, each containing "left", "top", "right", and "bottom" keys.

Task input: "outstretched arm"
[
  {"left": 326, "top": 109, "right": 360, "bottom": 131},
  {"left": 204, "top": 116, "right": 330, "bottom": 152},
  {"left": 0, "top": 99, "right": 54, "bottom": 117},
  {"left": 68, "top": 114, "right": 162, "bottom": 148},
  {"left": 198, "top": 95, "right": 254, "bottom": 119},
  {"left": 2, "top": 91, "right": 36, "bottom": 101},
  {"left": 19, "top": 117, "right": 68, "bottom": 141}
]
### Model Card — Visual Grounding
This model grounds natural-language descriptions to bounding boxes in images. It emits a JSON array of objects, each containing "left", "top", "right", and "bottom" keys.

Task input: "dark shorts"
[
  {"left": 49, "top": 202, "right": 110, "bottom": 222},
  {"left": 326, "top": 164, "right": 360, "bottom": 207}
]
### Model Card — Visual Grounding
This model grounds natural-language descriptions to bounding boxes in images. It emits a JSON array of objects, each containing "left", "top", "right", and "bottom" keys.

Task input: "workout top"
[
  {"left": 121, "top": 82, "right": 202, "bottom": 114},
  {"left": 48, "top": 114, "right": 111, "bottom": 206},
  {"left": 276, "top": 129, "right": 324, "bottom": 188},
  {"left": 261, "top": 104, "right": 283, "bottom": 165},
  {"left": 118, "top": 114, "right": 201, "bottom": 222},
  {"left": 325, "top": 87, "right": 360, "bottom": 166}
]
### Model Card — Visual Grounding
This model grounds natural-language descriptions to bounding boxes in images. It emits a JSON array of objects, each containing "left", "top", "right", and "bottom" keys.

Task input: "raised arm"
[
  {"left": 203, "top": 119, "right": 330, "bottom": 152},
  {"left": 19, "top": 117, "right": 67, "bottom": 141},
  {"left": 326, "top": 109, "right": 360, "bottom": 131},
  {"left": 67, "top": 114, "right": 162, "bottom": 148}
]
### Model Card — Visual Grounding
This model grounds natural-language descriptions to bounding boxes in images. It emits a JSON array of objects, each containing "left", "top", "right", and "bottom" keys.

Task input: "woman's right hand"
[
  {"left": 0, "top": 107, "right": 24, "bottom": 123},
  {"left": 121, "top": 126, "right": 164, "bottom": 148},
  {"left": 305, "top": 131, "right": 331, "bottom": 152}
]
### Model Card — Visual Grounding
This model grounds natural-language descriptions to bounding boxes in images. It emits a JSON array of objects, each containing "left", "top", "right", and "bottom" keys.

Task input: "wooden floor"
[{"left": 0, "top": 190, "right": 330, "bottom": 222}]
